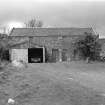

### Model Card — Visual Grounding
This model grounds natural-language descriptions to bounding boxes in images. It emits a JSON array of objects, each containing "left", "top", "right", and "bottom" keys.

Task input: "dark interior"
[
  {"left": 28, "top": 48, "right": 43, "bottom": 63},
  {"left": 3, "top": 50, "right": 9, "bottom": 61}
]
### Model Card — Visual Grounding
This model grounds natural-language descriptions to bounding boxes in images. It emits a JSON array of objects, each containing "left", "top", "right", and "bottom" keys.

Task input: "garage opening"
[{"left": 28, "top": 48, "right": 44, "bottom": 63}]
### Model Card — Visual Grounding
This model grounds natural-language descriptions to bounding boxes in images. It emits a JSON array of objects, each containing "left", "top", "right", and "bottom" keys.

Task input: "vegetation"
[
  {"left": 25, "top": 18, "right": 43, "bottom": 28},
  {"left": 73, "top": 32, "right": 101, "bottom": 62},
  {"left": 0, "top": 63, "right": 105, "bottom": 105},
  {"left": 0, "top": 35, "right": 9, "bottom": 62}
]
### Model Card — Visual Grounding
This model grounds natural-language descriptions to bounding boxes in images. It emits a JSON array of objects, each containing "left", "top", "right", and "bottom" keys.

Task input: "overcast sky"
[{"left": 0, "top": 0, "right": 105, "bottom": 37}]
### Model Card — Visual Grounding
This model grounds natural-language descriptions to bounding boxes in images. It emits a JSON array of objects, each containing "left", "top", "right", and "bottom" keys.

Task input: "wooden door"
[
  {"left": 62, "top": 49, "right": 67, "bottom": 61},
  {"left": 11, "top": 49, "right": 28, "bottom": 63},
  {"left": 52, "top": 49, "right": 59, "bottom": 62}
]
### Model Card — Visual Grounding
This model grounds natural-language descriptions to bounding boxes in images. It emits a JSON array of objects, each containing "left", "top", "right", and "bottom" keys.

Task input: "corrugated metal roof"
[{"left": 9, "top": 27, "right": 96, "bottom": 37}]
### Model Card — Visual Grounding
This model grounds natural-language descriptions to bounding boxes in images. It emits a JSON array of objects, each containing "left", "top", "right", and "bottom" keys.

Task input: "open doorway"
[{"left": 28, "top": 48, "right": 44, "bottom": 63}]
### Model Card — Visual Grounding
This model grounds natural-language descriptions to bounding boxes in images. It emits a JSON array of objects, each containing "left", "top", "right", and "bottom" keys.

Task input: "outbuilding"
[{"left": 8, "top": 27, "right": 97, "bottom": 63}]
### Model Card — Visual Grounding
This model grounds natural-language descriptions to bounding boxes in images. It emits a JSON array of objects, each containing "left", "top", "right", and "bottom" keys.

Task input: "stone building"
[
  {"left": 98, "top": 38, "right": 105, "bottom": 59},
  {"left": 8, "top": 27, "right": 97, "bottom": 63}
]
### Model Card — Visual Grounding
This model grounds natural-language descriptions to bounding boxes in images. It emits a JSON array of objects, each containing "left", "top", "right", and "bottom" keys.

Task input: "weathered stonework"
[
  {"left": 9, "top": 28, "right": 96, "bottom": 62},
  {"left": 9, "top": 35, "right": 84, "bottom": 62}
]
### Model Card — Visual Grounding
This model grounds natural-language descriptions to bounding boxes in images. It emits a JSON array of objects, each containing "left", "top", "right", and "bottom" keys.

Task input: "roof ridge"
[{"left": 12, "top": 27, "right": 93, "bottom": 29}]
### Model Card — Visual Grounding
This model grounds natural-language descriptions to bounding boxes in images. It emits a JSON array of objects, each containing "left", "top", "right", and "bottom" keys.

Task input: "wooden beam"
[
  {"left": 43, "top": 47, "right": 45, "bottom": 63},
  {"left": 59, "top": 49, "right": 62, "bottom": 62}
]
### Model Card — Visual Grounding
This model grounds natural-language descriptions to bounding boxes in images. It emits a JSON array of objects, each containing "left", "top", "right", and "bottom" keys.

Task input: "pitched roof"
[{"left": 9, "top": 27, "right": 96, "bottom": 37}]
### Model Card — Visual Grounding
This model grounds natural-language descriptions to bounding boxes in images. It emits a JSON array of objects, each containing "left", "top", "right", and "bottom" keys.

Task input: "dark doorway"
[
  {"left": 28, "top": 48, "right": 43, "bottom": 63},
  {"left": 3, "top": 50, "right": 10, "bottom": 61}
]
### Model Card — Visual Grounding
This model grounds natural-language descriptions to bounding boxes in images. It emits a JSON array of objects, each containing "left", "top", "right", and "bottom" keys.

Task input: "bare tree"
[{"left": 25, "top": 18, "right": 43, "bottom": 28}]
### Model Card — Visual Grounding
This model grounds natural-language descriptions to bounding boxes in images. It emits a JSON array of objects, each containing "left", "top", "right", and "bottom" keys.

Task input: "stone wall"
[{"left": 9, "top": 35, "right": 83, "bottom": 62}]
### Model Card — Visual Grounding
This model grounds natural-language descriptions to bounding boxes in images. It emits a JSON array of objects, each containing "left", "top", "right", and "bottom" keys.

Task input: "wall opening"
[
  {"left": 28, "top": 48, "right": 43, "bottom": 63},
  {"left": 3, "top": 50, "right": 10, "bottom": 61}
]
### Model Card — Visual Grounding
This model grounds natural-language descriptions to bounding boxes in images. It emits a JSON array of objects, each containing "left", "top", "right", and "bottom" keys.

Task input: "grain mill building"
[{"left": 8, "top": 27, "right": 97, "bottom": 63}]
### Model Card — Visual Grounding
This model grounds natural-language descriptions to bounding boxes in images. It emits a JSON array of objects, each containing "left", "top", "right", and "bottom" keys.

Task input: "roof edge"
[
  {"left": 9, "top": 27, "right": 96, "bottom": 36},
  {"left": 10, "top": 27, "right": 93, "bottom": 30}
]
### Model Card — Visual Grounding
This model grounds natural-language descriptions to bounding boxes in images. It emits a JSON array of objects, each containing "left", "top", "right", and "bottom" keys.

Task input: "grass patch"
[{"left": 0, "top": 62, "right": 105, "bottom": 105}]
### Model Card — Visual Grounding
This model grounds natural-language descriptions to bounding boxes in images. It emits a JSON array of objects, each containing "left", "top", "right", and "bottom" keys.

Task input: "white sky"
[{"left": 0, "top": 0, "right": 105, "bottom": 37}]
